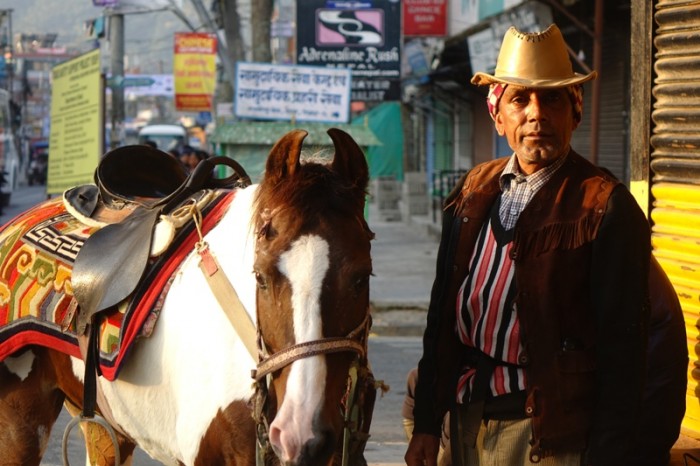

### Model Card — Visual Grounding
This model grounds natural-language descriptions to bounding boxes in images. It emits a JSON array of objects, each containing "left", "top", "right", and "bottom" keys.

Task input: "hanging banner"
[
  {"left": 404, "top": 0, "right": 447, "bottom": 37},
  {"left": 173, "top": 32, "right": 217, "bottom": 112},
  {"left": 296, "top": 0, "right": 401, "bottom": 102}
]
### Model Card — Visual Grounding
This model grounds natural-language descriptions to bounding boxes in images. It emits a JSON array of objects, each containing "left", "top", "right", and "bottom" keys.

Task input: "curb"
[{"left": 370, "top": 305, "right": 427, "bottom": 337}]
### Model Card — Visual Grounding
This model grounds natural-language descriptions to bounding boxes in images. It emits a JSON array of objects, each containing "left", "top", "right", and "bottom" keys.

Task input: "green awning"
[{"left": 209, "top": 121, "right": 381, "bottom": 147}]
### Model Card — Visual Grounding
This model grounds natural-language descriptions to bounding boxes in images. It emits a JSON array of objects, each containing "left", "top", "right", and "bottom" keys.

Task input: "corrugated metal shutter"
[{"left": 651, "top": 0, "right": 700, "bottom": 437}]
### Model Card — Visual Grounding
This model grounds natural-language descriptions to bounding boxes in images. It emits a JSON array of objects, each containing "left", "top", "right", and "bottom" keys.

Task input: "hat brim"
[{"left": 471, "top": 70, "right": 597, "bottom": 88}]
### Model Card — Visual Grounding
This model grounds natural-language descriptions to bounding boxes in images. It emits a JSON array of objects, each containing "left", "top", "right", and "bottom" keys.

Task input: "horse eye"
[
  {"left": 254, "top": 271, "right": 268, "bottom": 290},
  {"left": 353, "top": 275, "right": 370, "bottom": 295}
]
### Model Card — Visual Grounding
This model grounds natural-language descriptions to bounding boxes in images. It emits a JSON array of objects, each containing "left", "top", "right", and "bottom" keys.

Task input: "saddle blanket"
[{"left": 0, "top": 191, "right": 234, "bottom": 380}]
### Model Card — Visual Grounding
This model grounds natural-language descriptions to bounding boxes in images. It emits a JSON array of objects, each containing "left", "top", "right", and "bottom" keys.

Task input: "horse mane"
[{"left": 252, "top": 157, "right": 373, "bottom": 239}]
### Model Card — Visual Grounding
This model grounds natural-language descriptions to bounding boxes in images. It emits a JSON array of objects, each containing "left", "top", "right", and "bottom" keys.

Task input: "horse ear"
[
  {"left": 327, "top": 128, "right": 369, "bottom": 190},
  {"left": 266, "top": 129, "right": 308, "bottom": 181}
]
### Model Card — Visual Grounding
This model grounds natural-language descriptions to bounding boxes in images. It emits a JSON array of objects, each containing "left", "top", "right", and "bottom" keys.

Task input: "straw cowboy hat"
[{"left": 471, "top": 24, "right": 597, "bottom": 88}]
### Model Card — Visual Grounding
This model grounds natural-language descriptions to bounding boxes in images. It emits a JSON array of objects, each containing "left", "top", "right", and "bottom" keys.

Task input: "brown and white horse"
[{"left": 0, "top": 128, "right": 375, "bottom": 465}]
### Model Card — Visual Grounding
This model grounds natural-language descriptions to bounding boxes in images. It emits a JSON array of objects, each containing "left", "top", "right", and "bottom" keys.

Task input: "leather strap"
[
  {"left": 197, "top": 243, "right": 258, "bottom": 359},
  {"left": 81, "top": 324, "right": 99, "bottom": 419},
  {"left": 77, "top": 321, "right": 133, "bottom": 442}
]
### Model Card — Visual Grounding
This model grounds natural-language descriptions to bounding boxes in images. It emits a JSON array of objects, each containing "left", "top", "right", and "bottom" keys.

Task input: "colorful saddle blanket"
[{"left": 0, "top": 190, "right": 234, "bottom": 380}]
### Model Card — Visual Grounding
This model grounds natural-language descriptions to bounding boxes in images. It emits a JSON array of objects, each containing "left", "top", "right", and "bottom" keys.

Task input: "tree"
[
  {"left": 251, "top": 0, "right": 273, "bottom": 62},
  {"left": 211, "top": 0, "right": 245, "bottom": 100}
]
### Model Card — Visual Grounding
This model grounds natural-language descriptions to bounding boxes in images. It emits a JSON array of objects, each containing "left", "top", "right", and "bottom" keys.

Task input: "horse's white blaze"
[
  {"left": 86, "top": 186, "right": 260, "bottom": 465},
  {"left": 3, "top": 349, "right": 35, "bottom": 381},
  {"left": 270, "top": 234, "right": 329, "bottom": 462}
]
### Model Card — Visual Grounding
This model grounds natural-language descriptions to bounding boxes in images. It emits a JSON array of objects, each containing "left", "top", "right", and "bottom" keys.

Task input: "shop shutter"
[{"left": 651, "top": 0, "right": 700, "bottom": 437}]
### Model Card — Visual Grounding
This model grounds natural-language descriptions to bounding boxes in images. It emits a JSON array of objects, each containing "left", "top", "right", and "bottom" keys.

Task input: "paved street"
[
  {"left": 41, "top": 336, "right": 422, "bottom": 466},
  {"left": 8, "top": 183, "right": 700, "bottom": 465},
  {"left": 1, "top": 185, "right": 436, "bottom": 466}
]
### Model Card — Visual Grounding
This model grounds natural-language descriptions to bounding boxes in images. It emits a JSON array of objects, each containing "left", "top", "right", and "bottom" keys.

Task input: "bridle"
[
  {"left": 252, "top": 313, "right": 370, "bottom": 380},
  {"left": 251, "top": 313, "right": 372, "bottom": 466},
  {"left": 194, "top": 201, "right": 376, "bottom": 466}
]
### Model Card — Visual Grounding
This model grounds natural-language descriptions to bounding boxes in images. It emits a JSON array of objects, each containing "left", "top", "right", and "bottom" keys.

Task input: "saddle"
[{"left": 67, "top": 145, "right": 251, "bottom": 335}]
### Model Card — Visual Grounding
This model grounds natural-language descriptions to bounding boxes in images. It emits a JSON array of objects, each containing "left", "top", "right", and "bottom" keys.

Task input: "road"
[
  {"left": 2, "top": 184, "right": 424, "bottom": 466},
  {"left": 40, "top": 336, "right": 420, "bottom": 466}
]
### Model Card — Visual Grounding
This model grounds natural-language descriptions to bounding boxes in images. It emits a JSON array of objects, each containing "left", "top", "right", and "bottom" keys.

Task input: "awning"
[{"left": 209, "top": 121, "right": 381, "bottom": 147}]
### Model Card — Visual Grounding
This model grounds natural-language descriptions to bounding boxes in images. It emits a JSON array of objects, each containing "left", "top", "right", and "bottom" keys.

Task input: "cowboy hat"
[{"left": 471, "top": 24, "right": 597, "bottom": 88}]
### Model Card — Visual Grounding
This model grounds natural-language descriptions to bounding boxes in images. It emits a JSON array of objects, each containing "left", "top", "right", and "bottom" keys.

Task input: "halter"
[
  {"left": 250, "top": 315, "right": 373, "bottom": 466},
  {"left": 194, "top": 200, "right": 376, "bottom": 466},
  {"left": 252, "top": 313, "right": 370, "bottom": 381}
]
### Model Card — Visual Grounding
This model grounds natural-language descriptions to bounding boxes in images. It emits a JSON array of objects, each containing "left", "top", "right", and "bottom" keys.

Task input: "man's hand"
[{"left": 405, "top": 433, "right": 440, "bottom": 466}]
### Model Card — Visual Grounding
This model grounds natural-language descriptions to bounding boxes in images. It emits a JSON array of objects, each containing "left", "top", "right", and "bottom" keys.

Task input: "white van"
[{"left": 137, "top": 124, "right": 189, "bottom": 153}]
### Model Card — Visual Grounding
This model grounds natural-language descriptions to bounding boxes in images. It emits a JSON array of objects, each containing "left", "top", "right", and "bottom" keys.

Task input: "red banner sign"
[{"left": 403, "top": 0, "right": 447, "bottom": 37}]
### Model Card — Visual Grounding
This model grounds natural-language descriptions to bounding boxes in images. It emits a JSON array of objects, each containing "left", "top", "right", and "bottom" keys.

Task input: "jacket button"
[
  {"left": 526, "top": 406, "right": 534, "bottom": 415},
  {"left": 463, "top": 217, "right": 469, "bottom": 223},
  {"left": 519, "top": 354, "right": 529, "bottom": 365},
  {"left": 510, "top": 250, "right": 518, "bottom": 259}
]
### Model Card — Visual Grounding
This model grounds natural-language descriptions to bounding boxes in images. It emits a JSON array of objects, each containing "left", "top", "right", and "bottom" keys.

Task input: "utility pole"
[
  {"left": 251, "top": 0, "right": 273, "bottom": 62},
  {"left": 109, "top": 12, "right": 124, "bottom": 150}
]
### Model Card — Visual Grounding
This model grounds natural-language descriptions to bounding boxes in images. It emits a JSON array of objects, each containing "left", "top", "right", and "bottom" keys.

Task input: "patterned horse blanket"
[{"left": 0, "top": 190, "right": 234, "bottom": 380}]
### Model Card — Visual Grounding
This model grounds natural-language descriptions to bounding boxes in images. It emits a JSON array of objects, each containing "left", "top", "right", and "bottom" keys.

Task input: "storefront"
[
  {"left": 631, "top": 0, "right": 700, "bottom": 439},
  {"left": 402, "top": 0, "right": 633, "bottom": 221}
]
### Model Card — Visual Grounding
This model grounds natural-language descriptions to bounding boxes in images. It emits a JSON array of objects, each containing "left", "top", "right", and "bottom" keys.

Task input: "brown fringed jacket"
[{"left": 413, "top": 150, "right": 651, "bottom": 465}]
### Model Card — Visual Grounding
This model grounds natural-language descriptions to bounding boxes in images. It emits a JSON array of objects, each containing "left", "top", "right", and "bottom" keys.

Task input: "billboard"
[
  {"left": 48, "top": 48, "right": 103, "bottom": 194},
  {"left": 235, "top": 62, "right": 351, "bottom": 123},
  {"left": 296, "top": 0, "right": 401, "bottom": 102},
  {"left": 173, "top": 32, "right": 217, "bottom": 112}
]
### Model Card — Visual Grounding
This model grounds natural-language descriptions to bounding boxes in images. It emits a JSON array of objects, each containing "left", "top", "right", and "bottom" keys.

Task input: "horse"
[{"left": 0, "top": 128, "right": 377, "bottom": 466}]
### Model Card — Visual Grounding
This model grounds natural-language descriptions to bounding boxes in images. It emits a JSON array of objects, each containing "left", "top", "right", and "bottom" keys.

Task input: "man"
[{"left": 405, "top": 24, "right": 669, "bottom": 465}]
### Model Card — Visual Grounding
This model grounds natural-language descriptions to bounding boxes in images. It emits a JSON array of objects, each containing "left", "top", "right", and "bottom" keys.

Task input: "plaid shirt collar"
[
  {"left": 499, "top": 150, "right": 569, "bottom": 192},
  {"left": 497, "top": 150, "right": 569, "bottom": 230}
]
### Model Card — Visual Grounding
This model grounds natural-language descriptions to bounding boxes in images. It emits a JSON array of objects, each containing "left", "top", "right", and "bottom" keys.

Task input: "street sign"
[{"left": 107, "top": 76, "right": 156, "bottom": 88}]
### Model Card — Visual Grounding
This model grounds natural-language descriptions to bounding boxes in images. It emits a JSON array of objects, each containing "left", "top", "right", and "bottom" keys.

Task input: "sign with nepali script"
[
  {"left": 173, "top": 32, "right": 217, "bottom": 112},
  {"left": 235, "top": 62, "right": 351, "bottom": 123}
]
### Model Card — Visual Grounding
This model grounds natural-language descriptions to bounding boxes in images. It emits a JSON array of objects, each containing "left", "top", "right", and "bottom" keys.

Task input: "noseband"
[{"left": 252, "top": 312, "right": 370, "bottom": 381}]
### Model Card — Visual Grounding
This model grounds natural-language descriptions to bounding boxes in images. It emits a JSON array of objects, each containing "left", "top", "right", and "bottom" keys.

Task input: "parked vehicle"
[
  {"left": 27, "top": 140, "right": 48, "bottom": 186},
  {"left": 137, "top": 124, "right": 188, "bottom": 153}
]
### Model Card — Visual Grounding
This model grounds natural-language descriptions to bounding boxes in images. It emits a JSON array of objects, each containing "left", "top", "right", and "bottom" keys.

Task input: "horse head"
[{"left": 251, "top": 128, "right": 374, "bottom": 465}]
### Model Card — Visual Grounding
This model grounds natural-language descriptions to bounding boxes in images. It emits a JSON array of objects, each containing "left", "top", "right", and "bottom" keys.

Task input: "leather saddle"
[{"left": 69, "top": 145, "right": 251, "bottom": 334}]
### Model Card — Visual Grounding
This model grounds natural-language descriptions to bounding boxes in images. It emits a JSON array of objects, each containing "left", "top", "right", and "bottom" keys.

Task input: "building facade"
[{"left": 401, "top": 0, "right": 632, "bottom": 222}]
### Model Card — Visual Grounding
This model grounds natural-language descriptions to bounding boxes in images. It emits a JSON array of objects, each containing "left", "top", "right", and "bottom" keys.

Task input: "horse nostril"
[
  {"left": 269, "top": 424, "right": 299, "bottom": 463},
  {"left": 300, "top": 428, "right": 336, "bottom": 465}
]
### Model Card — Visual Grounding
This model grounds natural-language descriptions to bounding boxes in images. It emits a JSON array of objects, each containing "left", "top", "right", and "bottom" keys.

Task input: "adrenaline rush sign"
[{"left": 296, "top": 0, "right": 401, "bottom": 102}]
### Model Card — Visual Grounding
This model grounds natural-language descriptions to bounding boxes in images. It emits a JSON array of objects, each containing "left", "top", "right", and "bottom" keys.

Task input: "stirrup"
[{"left": 62, "top": 413, "right": 121, "bottom": 466}]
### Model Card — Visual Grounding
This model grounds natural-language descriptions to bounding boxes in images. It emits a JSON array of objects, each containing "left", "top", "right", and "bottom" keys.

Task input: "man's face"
[{"left": 495, "top": 86, "right": 576, "bottom": 175}]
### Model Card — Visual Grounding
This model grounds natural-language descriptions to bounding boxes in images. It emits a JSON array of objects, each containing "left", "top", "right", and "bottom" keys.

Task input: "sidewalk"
[{"left": 365, "top": 202, "right": 700, "bottom": 465}]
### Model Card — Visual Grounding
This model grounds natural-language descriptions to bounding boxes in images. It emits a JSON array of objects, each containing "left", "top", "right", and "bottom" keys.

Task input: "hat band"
[{"left": 487, "top": 84, "right": 584, "bottom": 125}]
